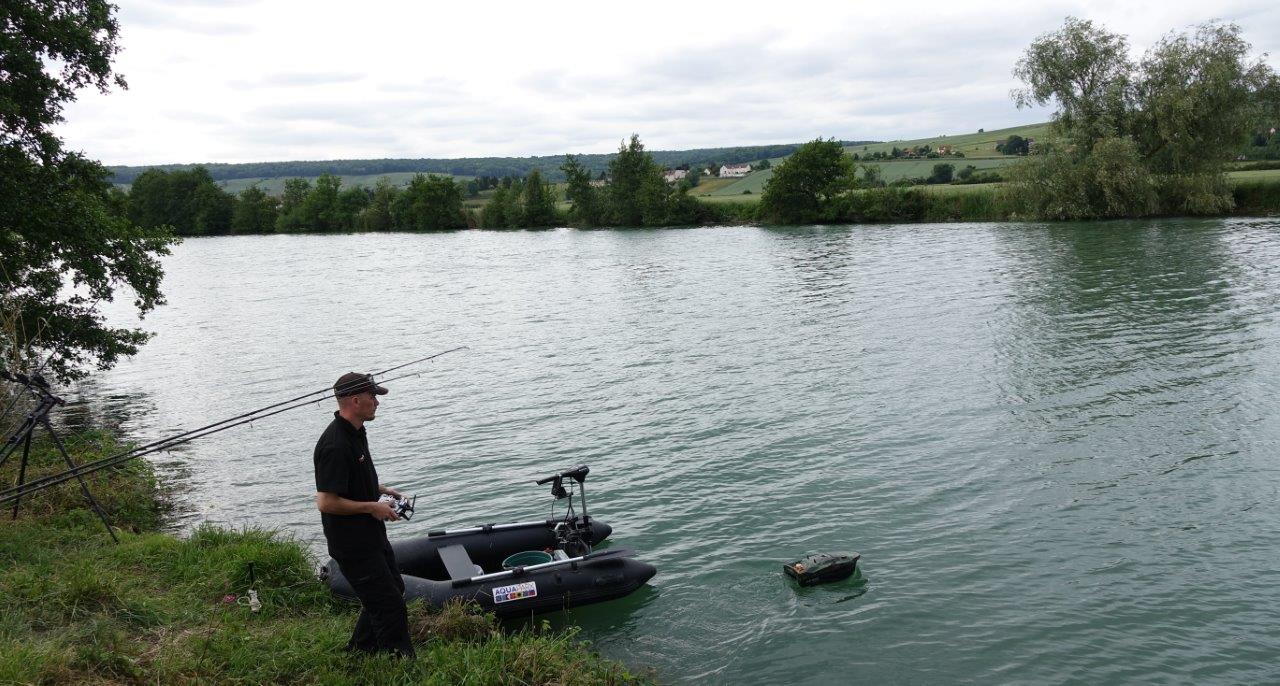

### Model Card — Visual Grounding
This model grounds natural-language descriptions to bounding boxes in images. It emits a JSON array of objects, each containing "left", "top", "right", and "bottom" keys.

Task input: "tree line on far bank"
[
  {"left": 118, "top": 134, "right": 723, "bottom": 235},
  {"left": 123, "top": 167, "right": 469, "bottom": 234},
  {"left": 114, "top": 17, "right": 1280, "bottom": 237}
]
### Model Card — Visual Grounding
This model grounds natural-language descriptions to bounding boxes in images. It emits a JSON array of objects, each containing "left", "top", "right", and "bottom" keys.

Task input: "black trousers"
[{"left": 334, "top": 541, "right": 415, "bottom": 657}]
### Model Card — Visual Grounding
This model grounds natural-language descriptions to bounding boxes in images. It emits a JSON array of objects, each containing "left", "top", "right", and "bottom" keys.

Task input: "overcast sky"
[{"left": 56, "top": 0, "right": 1280, "bottom": 166}]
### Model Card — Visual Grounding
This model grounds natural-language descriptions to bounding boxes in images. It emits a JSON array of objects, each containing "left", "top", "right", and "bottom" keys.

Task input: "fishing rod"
[
  {"left": 0, "top": 348, "right": 467, "bottom": 506},
  {"left": 0, "top": 347, "right": 466, "bottom": 501},
  {"left": 0, "top": 362, "right": 461, "bottom": 505}
]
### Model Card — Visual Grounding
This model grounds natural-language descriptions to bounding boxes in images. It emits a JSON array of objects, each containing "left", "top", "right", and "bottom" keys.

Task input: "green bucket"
[{"left": 502, "top": 550, "right": 553, "bottom": 569}]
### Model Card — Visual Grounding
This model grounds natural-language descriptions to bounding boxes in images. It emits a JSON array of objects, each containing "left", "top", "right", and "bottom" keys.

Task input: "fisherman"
[{"left": 314, "top": 372, "right": 415, "bottom": 658}]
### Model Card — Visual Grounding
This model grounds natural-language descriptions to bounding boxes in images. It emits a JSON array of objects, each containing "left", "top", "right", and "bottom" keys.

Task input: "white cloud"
[{"left": 53, "top": 0, "right": 1280, "bottom": 165}]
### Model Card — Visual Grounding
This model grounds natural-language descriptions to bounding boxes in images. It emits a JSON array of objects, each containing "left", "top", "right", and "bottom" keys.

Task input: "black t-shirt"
[{"left": 314, "top": 412, "right": 387, "bottom": 557}]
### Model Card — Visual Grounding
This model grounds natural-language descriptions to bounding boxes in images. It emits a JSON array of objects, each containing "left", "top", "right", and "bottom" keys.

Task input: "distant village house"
[
  {"left": 663, "top": 169, "right": 688, "bottom": 183},
  {"left": 719, "top": 163, "right": 751, "bottom": 178}
]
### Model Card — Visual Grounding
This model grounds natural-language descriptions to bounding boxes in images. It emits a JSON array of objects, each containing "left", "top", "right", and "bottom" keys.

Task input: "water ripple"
[{"left": 73, "top": 219, "right": 1280, "bottom": 684}]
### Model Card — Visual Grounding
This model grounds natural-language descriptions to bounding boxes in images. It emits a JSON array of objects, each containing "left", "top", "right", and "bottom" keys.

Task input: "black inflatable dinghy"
[{"left": 321, "top": 465, "right": 656, "bottom": 617}]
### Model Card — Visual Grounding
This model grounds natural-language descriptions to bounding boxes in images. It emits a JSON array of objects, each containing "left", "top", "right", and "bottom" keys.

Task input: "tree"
[
  {"left": 1, "top": 0, "right": 178, "bottom": 381},
  {"left": 232, "top": 185, "right": 278, "bottom": 233},
  {"left": 561, "top": 155, "right": 604, "bottom": 226},
  {"left": 927, "top": 163, "right": 954, "bottom": 184},
  {"left": 335, "top": 186, "right": 371, "bottom": 229},
  {"left": 997, "top": 135, "right": 1029, "bottom": 155},
  {"left": 275, "top": 178, "right": 311, "bottom": 231},
  {"left": 391, "top": 174, "right": 465, "bottom": 230},
  {"left": 1007, "top": 17, "right": 1279, "bottom": 218},
  {"left": 607, "top": 134, "right": 660, "bottom": 226},
  {"left": 479, "top": 182, "right": 518, "bottom": 228},
  {"left": 1013, "top": 17, "right": 1134, "bottom": 153},
  {"left": 188, "top": 176, "right": 234, "bottom": 234},
  {"left": 300, "top": 173, "right": 343, "bottom": 231},
  {"left": 759, "top": 139, "right": 854, "bottom": 223},
  {"left": 126, "top": 166, "right": 232, "bottom": 235},
  {"left": 359, "top": 178, "right": 398, "bottom": 231},
  {"left": 855, "top": 164, "right": 884, "bottom": 188},
  {"left": 520, "top": 169, "right": 558, "bottom": 227},
  {"left": 1135, "top": 23, "right": 1279, "bottom": 176}
]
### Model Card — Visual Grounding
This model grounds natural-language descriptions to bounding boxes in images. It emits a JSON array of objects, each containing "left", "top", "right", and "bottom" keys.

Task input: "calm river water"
[{"left": 75, "top": 219, "right": 1280, "bottom": 683}]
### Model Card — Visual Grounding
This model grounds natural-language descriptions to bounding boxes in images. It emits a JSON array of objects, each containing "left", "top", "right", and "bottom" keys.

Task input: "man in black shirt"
[{"left": 314, "top": 371, "right": 414, "bottom": 658}]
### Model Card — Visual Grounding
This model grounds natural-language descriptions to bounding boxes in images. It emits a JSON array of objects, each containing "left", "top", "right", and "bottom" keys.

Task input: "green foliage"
[
  {"left": 232, "top": 185, "right": 279, "bottom": 233},
  {"left": 927, "top": 163, "right": 955, "bottom": 184},
  {"left": 360, "top": 178, "right": 398, "bottom": 231},
  {"left": 607, "top": 135, "right": 658, "bottom": 226},
  {"left": 1231, "top": 177, "right": 1280, "bottom": 215},
  {"left": 1134, "top": 23, "right": 1280, "bottom": 176},
  {"left": 301, "top": 172, "right": 343, "bottom": 231},
  {"left": 275, "top": 177, "right": 312, "bottom": 232},
  {"left": 127, "top": 166, "right": 235, "bottom": 235},
  {"left": 522, "top": 169, "right": 558, "bottom": 227},
  {"left": 1156, "top": 173, "right": 1235, "bottom": 216},
  {"left": 479, "top": 182, "right": 519, "bottom": 228},
  {"left": 1009, "top": 17, "right": 1279, "bottom": 219},
  {"left": 1014, "top": 17, "right": 1133, "bottom": 153},
  {"left": 1004, "top": 137, "right": 1157, "bottom": 220},
  {"left": 561, "top": 155, "right": 605, "bottom": 226},
  {"left": 0, "top": 0, "right": 178, "bottom": 382},
  {"left": 558, "top": 137, "right": 711, "bottom": 227},
  {"left": 759, "top": 139, "right": 854, "bottom": 223},
  {"left": 996, "top": 135, "right": 1030, "bottom": 155},
  {"left": 336, "top": 186, "right": 372, "bottom": 229},
  {"left": 391, "top": 174, "right": 466, "bottom": 231}
]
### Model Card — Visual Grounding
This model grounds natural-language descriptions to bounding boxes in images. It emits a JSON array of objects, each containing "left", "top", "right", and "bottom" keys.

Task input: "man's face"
[{"left": 351, "top": 391, "right": 379, "bottom": 421}]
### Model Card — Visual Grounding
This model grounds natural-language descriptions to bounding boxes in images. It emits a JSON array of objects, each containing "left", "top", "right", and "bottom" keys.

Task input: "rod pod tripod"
[{"left": 0, "top": 371, "right": 118, "bottom": 542}]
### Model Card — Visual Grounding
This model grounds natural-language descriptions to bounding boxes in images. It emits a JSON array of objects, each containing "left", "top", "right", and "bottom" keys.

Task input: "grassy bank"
[{"left": 0, "top": 429, "right": 649, "bottom": 685}]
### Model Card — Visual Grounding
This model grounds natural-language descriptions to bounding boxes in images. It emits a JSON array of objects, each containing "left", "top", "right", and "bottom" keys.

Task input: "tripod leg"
[
  {"left": 0, "top": 406, "right": 43, "bottom": 471},
  {"left": 40, "top": 418, "right": 119, "bottom": 543},
  {"left": 10, "top": 430, "right": 32, "bottom": 520}
]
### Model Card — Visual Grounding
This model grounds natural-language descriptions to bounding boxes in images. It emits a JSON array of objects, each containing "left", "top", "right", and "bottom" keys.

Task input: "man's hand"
[
  {"left": 369, "top": 500, "right": 399, "bottom": 522},
  {"left": 380, "top": 485, "right": 404, "bottom": 500}
]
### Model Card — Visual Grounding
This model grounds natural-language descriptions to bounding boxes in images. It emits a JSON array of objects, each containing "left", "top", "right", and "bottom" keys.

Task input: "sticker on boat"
[{"left": 493, "top": 581, "right": 538, "bottom": 604}]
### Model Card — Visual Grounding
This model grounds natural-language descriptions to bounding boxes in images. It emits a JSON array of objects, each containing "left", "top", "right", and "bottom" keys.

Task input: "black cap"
[{"left": 333, "top": 372, "right": 388, "bottom": 398}]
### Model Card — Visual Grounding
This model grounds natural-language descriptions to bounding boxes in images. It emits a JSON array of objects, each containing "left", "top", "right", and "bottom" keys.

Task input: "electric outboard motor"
[
  {"left": 537, "top": 465, "right": 593, "bottom": 556},
  {"left": 784, "top": 552, "right": 860, "bottom": 586}
]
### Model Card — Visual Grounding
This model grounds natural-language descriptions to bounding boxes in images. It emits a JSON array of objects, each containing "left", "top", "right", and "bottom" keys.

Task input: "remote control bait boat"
[{"left": 321, "top": 465, "right": 656, "bottom": 617}]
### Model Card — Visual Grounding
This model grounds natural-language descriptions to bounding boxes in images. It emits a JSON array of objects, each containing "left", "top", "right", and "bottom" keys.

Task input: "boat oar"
[{"left": 452, "top": 547, "right": 638, "bottom": 587}]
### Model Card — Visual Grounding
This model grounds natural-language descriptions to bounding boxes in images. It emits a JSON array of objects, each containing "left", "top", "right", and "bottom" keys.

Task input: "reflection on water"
[{"left": 73, "top": 220, "right": 1280, "bottom": 684}]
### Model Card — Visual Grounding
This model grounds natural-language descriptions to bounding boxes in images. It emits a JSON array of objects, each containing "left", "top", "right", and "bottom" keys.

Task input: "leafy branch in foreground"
[{"left": 1, "top": 0, "right": 178, "bottom": 382}]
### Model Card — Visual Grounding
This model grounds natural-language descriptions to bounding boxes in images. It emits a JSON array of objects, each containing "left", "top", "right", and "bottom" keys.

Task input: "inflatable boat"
[{"left": 321, "top": 465, "right": 656, "bottom": 617}]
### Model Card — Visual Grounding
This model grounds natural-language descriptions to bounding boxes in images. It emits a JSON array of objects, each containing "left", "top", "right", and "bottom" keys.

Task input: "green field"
[
  {"left": 863, "top": 158, "right": 1015, "bottom": 183},
  {"left": 1226, "top": 169, "right": 1280, "bottom": 182},
  {"left": 688, "top": 177, "right": 740, "bottom": 195},
  {"left": 847, "top": 122, "right": 1051, "bottom": 159},
  {"left": 694, "top": 169, "right": 773, "bottom": 196}
]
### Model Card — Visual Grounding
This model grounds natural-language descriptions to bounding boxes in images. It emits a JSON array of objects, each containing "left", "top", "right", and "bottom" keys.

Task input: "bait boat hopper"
[{"left": 784, "top": 552, "right": 860, "bottom": 586}]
